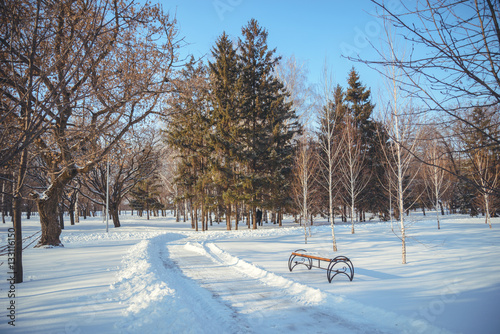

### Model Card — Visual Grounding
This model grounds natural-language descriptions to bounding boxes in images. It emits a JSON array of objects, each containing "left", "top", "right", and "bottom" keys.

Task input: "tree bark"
[
  {"left": 226, "top": 204, "right": 231, "bottom": 230},
  {"left": 34, "top": 186, "right": 64, "bottom": 247},
  {"left": 110, "top": 203, "right": 121, "bottom": 227},
  {"left": 12, "top": 194, "right": 23, "bottom": 283},
  {"left": 31, "top": 166, "right": 77, "bottom": 246}
]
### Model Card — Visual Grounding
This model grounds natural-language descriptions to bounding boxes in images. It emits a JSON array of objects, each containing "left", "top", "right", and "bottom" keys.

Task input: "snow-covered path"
[{"left": 168, "top": 241, "right": 369, "bottom": 334}]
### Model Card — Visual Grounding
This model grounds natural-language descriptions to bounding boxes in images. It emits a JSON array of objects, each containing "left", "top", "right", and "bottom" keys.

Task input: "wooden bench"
[{"left": 288, "top": 249, "right": 354, "bottom": 283}]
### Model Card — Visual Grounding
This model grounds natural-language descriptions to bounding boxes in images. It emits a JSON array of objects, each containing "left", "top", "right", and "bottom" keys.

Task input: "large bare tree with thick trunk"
[
  {"left": 3, "top": 0, "right": 179, "bottom": 247},
  {"left": 81, "top": 127, "right": 161, "bottom": 228}
]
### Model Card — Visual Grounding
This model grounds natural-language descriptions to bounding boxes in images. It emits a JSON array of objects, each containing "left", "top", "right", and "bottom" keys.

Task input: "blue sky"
[{"left": 168, "top": 0, "right": 391, "bottom": 106}]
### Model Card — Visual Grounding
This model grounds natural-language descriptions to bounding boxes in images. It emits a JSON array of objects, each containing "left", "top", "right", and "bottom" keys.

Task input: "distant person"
[{"left": 256, "top": 209, "right": 262, "bottom": 226}]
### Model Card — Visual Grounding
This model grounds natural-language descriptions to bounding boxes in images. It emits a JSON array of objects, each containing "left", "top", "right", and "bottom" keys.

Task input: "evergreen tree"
[
  {"left": 345, "top": 67, "right": 374, "bottom": 125},
  {"left": 237, "top": 19, "right": 300, "bottom": 228},
  {"left": 165, "top": 57, "right": 211, "bottom": 230},
  {"left": 208, "top": 32, "right": 241, "bottom": 230},
  {"left": 129, "top": 176, "right": 163, "bottom": 220}
]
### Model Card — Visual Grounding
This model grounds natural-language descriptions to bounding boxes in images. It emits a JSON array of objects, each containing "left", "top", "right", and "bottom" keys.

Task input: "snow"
[{"left": 1, "top": 212, "right": 500, "bottom": 333}]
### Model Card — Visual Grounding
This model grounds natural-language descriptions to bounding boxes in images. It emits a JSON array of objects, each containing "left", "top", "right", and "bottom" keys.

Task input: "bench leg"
[
  {"left": 288, "top": 249, "right": 312, "bottom": 271},
  {"left": 327, "top": 256, "right": 354, "bottom": 283}
]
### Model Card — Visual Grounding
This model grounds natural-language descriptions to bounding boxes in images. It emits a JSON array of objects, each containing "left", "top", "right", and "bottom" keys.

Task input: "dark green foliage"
[
  {"left": 165, "top": 20, "right": 300, "bottom": 229},
  {"left": 129, "top": 176, "right": 164, "bottom": 217},
  {"left": 345, "top": 67, "right": 375, "bottom": 125},
  {"left": 237, "top": 19, "right": 300, "bottom": 214}
]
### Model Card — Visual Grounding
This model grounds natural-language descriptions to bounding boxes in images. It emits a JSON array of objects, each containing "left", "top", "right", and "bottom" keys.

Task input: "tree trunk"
[
  {"left": 75, "top": 193, "right": 79, "bottom": 223},
  {"left": 69, "top": 209, "right": 75, "bottom": 226},
  {"left": 110, "top": 203, "right": 121, "bottom": 227},
  {"left": 201, "top": 206, "right": 205, "bottom": 232},
  {"left": 194, "top": 206, "right": 198, "bottom": 231},
  {"left": 350, "top": 200, "right": 355, "bottom": 234},
  {"left": 175, "top": 201, "right": 180, "bottom": 222},
  {"left": 59, "top": 204, "right": 64, "bottom": 230},
  {"left": 2, "top": 181, "right": 5, "bottom": 224},
  {"left": 436, "top": 198, "right": 441, "bottom": 230},
  {"left": 226, "top": 205, "right": 231, "bottom": 230},
  {"left": 252, "top": 207, "right": 257, "bottom": 229},
  {"left": 12, "top": 195, "right": 23, "bottom": 283},
  {"left": 33, "top": 185, "right": 64, "bottom": 247},
  {"left": 235, "top": 204, "right": 239, "bottom": 230}
]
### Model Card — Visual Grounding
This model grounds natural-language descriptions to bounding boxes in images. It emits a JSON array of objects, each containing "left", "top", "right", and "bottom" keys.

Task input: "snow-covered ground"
[{"left": 1, "top": 212, "right": 499, "bottom": 333}]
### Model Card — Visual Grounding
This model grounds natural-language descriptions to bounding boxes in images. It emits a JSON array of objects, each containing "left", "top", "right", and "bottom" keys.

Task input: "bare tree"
[
  {"left": 422, "top": 131, "right": 452, "bottom": 229},
  {"left": 354, "top": 0, "right": 500, "bottom": 196},
  {"left": 317, "top": 65, "right": 344, "bottom": 251},
  {"left": 455, "top": 107, "right": 500, "bottom": 228},
  {"left": 379, "top": 68, "right": 422, "bottom": 264},
  {"left": 472, "top": 148, "right": 498, "bottom": 228},
  {"left": 275, "top": 54, "right": 316, "bottom": 122},
  {"left": 0, "top": 0, "right": 54, "bottom": 169},
  {"left": 5, "top": 0, "right": 180, "bottom": 247},
  {"left": 338, "top": 115, "right": 370, "bottom": 234},
  {"left": 1, "top": 0, "right": 60, "bottom": 283},
  {"left": 292, "top": 130, "right": 318, "bottom": 244},
  {"left": 81, "top": 127, "right": 161, "bottom": 228}
]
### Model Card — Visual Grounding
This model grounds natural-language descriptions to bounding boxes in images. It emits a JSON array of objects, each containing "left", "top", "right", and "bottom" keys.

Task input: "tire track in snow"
[{"left": 167, "top": 241, "right": 380, "bottom": 334}]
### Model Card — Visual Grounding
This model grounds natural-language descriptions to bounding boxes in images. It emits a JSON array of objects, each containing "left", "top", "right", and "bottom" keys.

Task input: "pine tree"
[{"left": 129, "top": 176, "right": 163, "bottom": 220}]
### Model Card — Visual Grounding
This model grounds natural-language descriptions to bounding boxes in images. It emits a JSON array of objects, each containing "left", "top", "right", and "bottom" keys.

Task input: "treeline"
[
  {"left": 3, "top": 0, "right": 498, "bottom": 282},
  {"left": 163, "top": 19, "right": 500, "bottom": 234}
]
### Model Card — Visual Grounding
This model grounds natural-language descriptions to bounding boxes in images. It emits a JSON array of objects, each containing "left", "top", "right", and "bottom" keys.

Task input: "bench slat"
[{"left": 292, "top": 252, "right": 331, "bottom": 263}]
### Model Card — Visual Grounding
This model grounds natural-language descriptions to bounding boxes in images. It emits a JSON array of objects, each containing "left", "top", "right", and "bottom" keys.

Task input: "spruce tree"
[
  {"left": 345, "top": 67, "right": 374, "bottom": 125},
  {"left": 237, "top": 19, "right": 300, "bottom": 228},
  {"left": 165, "top": 57, "right": 210, "bottom": 229},
  {"left": 208, "top": 32, "right": 241, "bottom": 230}
]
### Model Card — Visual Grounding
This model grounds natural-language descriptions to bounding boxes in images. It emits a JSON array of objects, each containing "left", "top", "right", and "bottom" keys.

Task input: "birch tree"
[
  {"left": 338, "top": 115, "right": 370, "bottom": 234},
  {"left": 422, "top": 132, "right": 451, "bottom": 229},
  {"left": 317, "top": 67, "right": 344, "bottom": 251},
  {"left": 375, "top": 19, "right": 424, "bottom": 264},
  {"left": 355, "top": 0, "right": 500, "bottom": 198},
  {"left": 292, "top": 131, "right": 318, "bottom": 244}
]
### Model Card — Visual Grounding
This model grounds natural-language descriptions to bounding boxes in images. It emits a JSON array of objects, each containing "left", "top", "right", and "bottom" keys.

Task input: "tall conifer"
[
  {"left": 237, "top": 19, "right": 300, "bottom": 228},
  {"left": 208, "top": 32, "right": 240, "bottom": 230}
]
